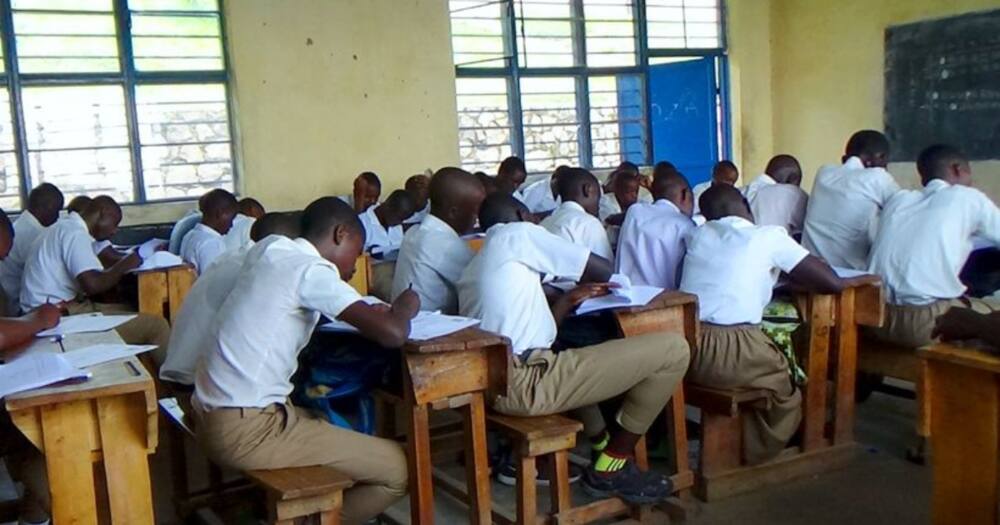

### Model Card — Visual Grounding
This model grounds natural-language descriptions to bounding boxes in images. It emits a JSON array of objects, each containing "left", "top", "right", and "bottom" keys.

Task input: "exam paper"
[
  {"left": 575, "top": 285, "right": 664, "bottom": 315},
  {"left": 320, "top": 311, "right": 480, "bottom": 341},
  {"left": 62, "top": 344, "right": 157, "bottom": 369},
  {"left": 0, "top": 353, "right": 90, "bottom": 398},
  {"left": 37, "top": 314, "right": 136, "bottom": 338},
  {"left": 129, "top": 251, "right": 185, "bottom": 273}
]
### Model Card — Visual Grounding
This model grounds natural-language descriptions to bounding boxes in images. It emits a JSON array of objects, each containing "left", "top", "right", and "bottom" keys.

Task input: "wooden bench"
[
  {"left": 347, "top": 254, "right": 374, "bottom": 295},
  {"left": 136, "top": 264, "right": 197, "bottom": 323},
  {"left": 857, "top": 337, "right": 930, "bottom": 462},
  {"left": 246, "top": 467, "right": 352, "bottom": 525}
]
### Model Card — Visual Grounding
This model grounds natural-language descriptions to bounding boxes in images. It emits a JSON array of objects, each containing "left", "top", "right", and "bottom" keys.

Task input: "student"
[
  {"left": 692, "top": 160, "right": 739, "bottom": 216},
  {"left": 750, "top": 155, "right": 809, "bottom": 237},
  {"left": 598, "top": 170, "right": 641, "bottom": 225},
  {"left": 933, "top": 307, "right": 1000, "bottom": 349},
  {"left": 358, "top": 189, "right": 416, "bottom": 254},
  {"left": 458, "top": 194, "right": 690, "bottom": 503},
  {"left": 65, "top": 195, "right": 91, "bottom": 215},
  {"left": 802, "top": 130, "right": 900, "bottom": 269},
  {"left": 19, "top": 196, "right": 171, "bottom": 364},
  {"left": 161, "top": 212, "right": 301, "bottom": 386},
  {"left": 680, "top": 185, "right": 843, "bottom": 463},
  {"left": 391, "top": 167, "right": 486, "bottom": 313},
  {"left": 192, "top": 197, "right": 418, "bottom": 525},
  {"left": 867, "top": 144, "right": 999, "bottom": 349},
  {"left": 497, "top": 156, "right": 528, "bottom": 202},
  {"left": 180, "top": 189, "right": 238, "bottom": 274},
  {"left": 403, "top": 174, "right": 431, "bottom": 225},
  {"left": 341, "top": 171, "right": 382, "bottom": 214},
  {"left": 540, "top": 168, "right": 614, "bottom": 263},
  {"left": 476, "top": 171, "right": 499, "bottom": 196},
  {"left": 616, "top": 169, "right": 696, "bottom": 289},
  {"left": 224, "top": 197, "right": 266, "bottom": 251},
  {"left": 0, "top": 183, "right": 63, "bottom": 315},
  {"left": 521, "top": 165, "right": 568, "bottom": 215}
]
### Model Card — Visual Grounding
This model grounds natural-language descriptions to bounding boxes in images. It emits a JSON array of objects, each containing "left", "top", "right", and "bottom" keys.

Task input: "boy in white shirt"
[
  {"left": 598, "top": 170, "right": 640, "bottom": 225},
  {"left": 358, "top": 190, "right": 416, "bottom": 255},
  {"left": 459, "top": 194, "right": 690, "bottom": 504},
  {"left": 391, "top": 168, "right": 486, "bottom": 313},
  {"left": 20, "top": 196, "right": 171, "bottom": 364},
  {"left": 497, "top": 156, "right": 528, "bottom": 203},
  {"left": 616, "top": 169, "right": 695, "bottom": 289},
  {"left": 868, "top": 144, "right": 1000, "bottom": 348},
  {"left": 692, "top": 160, "right": 739, "bottom": 216},
  {"left": 540, "top": 168, "right": 615, "bottom": 263},
  {"left": 223, "top": 197, "right": 265, "bottom": 251},
  {"left": 750, "top": 155, "right": 809, "bottom": 238},
  {"left": 403, "top": 174, "right": 430, "bottom": 226},
  {"left": 680, "top": 185, "right": 844, "bottom": 463},
  {"left": 339, "top": 172, "right": 382, "bottom": 214},
  {"left": 180, "top": 189, "right": 238, "bottom": 274},
  {"left": 192, "top": 197, "right": 419, "bottom": 525},
  {"left": 520, "top": 165, "right": 568, "bottom": 216},
  {"left": 160, "top": 212, "right": 301, "bottom": 386},
  {"left": 802, "top": 130, "right": 901, "bottom": 269},
  {"left": 0, "top": 183, "right": 63, "bottom": 315}
]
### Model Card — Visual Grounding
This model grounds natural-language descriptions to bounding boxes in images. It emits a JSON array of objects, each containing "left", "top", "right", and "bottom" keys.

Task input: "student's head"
[
  {"left": 551, "top": 165, "right": 571, "bottom": 195},
  {"left": 844, "top": 130, "right": 890, "bottom": 169},
  {"left": 0, "top": 209, "right": 13, "bottom": 259},
  {"left": 616, "top": 161, "right": 640, "bottom": 176},
  {"left": 699, "top": 184, "right": 752, "bottom": 222},
  {"left": 405, "top": 174, "right": 431, "bottom": 211},
  {"left": 250, "top": 211, "right": 302, "bottom": 242},
  {"left": 917, "top": 144, "right": 972, "bottom": 187},
  {"left": 352, "top": 172, "right": 382, "bottom": 213},
  {"left": 300, "top": 197, "right": 366, "bottom": 280},
  {"left": 66, "top": 195, "right": 92, "bottom": 216},
  {"left": 475, "top": 172, "right": 499, "bottom": 195},
  {"left": 200, "top": 189, "right": 239, "bottom": 235},
  {"left": 478, "top": 193, "right": 533, "bottom": 230},
  {"left": 430, "top": 167, "right": 487, "bottom": 235},
  {"left": 613, "top": 171, "right": 641, "bottom": 211},
  {"left": 711, "top": 161, "right": 739, "bottom": 186},
  {"left": 376, "top": 190, "right": 417, "bottom": 228},
  {"left": 26, "top": 183, "right": 64, "bottom": 227},
  {"left": 765, "top": 154, "right": 803, "bottom": 186},
  {"left": 497, "top": 156, "right": 527, "bottom": 194},
  {"left": 653, "top": 161, "right": 678, "bottom": 180},
  {"left": 556, "top": 168, "right": 602, "bottom": 216},
  {"left": 652, "top": 170, "right": 694, "bottom": 217},
  {"left": 82, "top": 195, "right": 123, "bottom": 242},
  {"left": 238, "top": 197, "right": 265, "bottom": 219}
]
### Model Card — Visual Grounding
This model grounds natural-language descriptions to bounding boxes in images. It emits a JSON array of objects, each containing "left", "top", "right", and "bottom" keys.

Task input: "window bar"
[
  {"left": 635, "top": 0, "right": 654, "bottom": 165},
  {"left": 113, "top": 0, "right": 147, "bottom": 203},
  {"left": 571, "top": 0, "right": 592, "bottom": 168},
  {"left": 216, "top": 0, "right": 241, "bottom": 195},
  {"left": 504, "top": 0, "right": 525, "bottom": 161},
  {"left": 0, "top": 0, "right": 33, "bottom": 204}
]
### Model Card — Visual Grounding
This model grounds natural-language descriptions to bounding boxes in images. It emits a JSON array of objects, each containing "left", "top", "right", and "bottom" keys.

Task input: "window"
[
  {"left": 448, "top": 0, "right": 725, "bottom": 173},
  {"left": 0, "top": 0, "right": 235, "bottom": 210}
]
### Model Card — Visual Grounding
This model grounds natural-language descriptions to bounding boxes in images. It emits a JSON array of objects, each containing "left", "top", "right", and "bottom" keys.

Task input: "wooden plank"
[
  {"left": 698, "top": 412, "right": 742, "bottom": 477},
  {"left": 406, "top": 350, "right": 490, "bottom": 406},
  {"left": 802, "top": 294, "right": 833, "bottom": 451},
  {"left": 665, "top": 387, "right": 692, "bottom": 491},
  {"left": 42, "top": 400, "right": 99, "bottom": 525},
  {"left": 833, "top": 287, "right": 858, "bottom": 445},
  {"left": 404, "top": 328, "right": 509, "bottom": 354},
  {"left": 685, "top": 384, "right": 769, "bottom": 417},
  {"left": 97, "top": 394, "right": 155, "bottom": 524},
  {"left": 166, "top": 266, "right": 196, "bottom": 322},
  {"left": 853, "top": 281, "right": 885, "bottom": 328},
  {"left": 516, "top": 454, "right": 538, "bottom": 525},
  {"left": 920, "top": 343, "right": 1000, "bottom": 375},
  {"left": 246, "top": 466, "right": 352, "bottom": 500},
  {"left": 137, "top": 270, "right": 168, "bottom": 320},
  {"left": 406, "top": 399, "right": 435, "bottom": 524},
  {"left": 462, "top": 394, "right": 492, "bottom": 525},
  {"left": 550, "top": 450, "right": 572, "bottom": 514}
]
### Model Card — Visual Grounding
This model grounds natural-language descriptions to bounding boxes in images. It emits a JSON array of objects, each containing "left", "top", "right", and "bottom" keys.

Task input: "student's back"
[
  {"left": 616, "top": 200, "right": 693, "bottom": 289},
  {"left": 751, "top": 183, "right": 808, "bottom": 237}
]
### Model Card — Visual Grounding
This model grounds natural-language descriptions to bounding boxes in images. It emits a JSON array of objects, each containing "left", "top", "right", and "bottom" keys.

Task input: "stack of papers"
[
  {"left": 62, "top": 344, "right": 157, "bottom": 369},
  {"left": 0, "top": 353, "right": 90, "bottom": 398},
  {"left": 37, "top": 314, "right": 136, "bottom": 338},
  {"left": 130, "top": 251, "right": 185, "bottom": 273},
  {"left": 320, "top": 311, "right": 480, "bottom": 341}
]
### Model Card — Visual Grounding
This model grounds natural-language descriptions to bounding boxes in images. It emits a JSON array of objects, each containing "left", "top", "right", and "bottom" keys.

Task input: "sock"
[
  {"left": 593, "top": 449, "right": 630, "bottom": 473},
  {"left": 590, "top": 430, "right": 610, "bottom": 453}
]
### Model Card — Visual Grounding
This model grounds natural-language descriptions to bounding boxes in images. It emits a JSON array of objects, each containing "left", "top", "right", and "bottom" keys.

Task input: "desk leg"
[
  {"left": 462, "top": 394, "right": 492, "bottom": 525},
  {"left": 803, "top": 295, "right": 833, "bottom": 451},
  {"left": 832, "top": 289, "right": 857, "bottom": 445},
  {"left": 41, "top": 400, "right": 99, "bottom": 525},
  {"left": 407, "top": 402, "right": 435, "bottom": 525},
  {"left": 97, "top": 394, "right": 155, "bottom": 524},
  {"left": 137, "top": 272, "right": 168, "bottom": 319}
]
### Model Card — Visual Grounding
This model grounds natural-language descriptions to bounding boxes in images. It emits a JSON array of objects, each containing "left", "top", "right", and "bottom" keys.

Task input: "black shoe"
[
  {"left": 495, "top": 459, "right": 582, "bottom": 487},
  {"left": 582, "top": 461, "right": 673, "bottom": 504}
]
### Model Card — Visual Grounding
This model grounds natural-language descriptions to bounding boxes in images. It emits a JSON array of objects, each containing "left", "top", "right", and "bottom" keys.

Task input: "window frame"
[
  {"left": 453, "top": 0, "right": 730, "bottom": 173},
  {"left": 0, "top": 0, "right": 238, "bottom": 208}
]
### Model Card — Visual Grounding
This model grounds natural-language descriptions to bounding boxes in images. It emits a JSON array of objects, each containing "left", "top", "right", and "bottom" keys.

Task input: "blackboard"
[{"left": 884, "top": 9, "right": 1000, "bottom": 162}]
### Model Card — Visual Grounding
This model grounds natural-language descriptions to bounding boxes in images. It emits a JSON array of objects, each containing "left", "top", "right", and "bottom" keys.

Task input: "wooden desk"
[
  {"left": 402, "top": 327, "right": 509, "bottom": 525},
  {"left": 6, "top": 332, "right": 159, "bottom": 524},
  {"left": 136, "top": 264, "right": 196, "bottom": 323},
  {"left": 919, "top": 343, "right": 1000, "bottom": 524},
  {"left": 465, "top": 236, "right": 484, "bottom": 254}
]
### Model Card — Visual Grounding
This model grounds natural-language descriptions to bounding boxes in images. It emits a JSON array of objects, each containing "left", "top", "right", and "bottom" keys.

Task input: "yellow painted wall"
[{"left": 725, "top": 0, "right": 773, "bottom": 180}]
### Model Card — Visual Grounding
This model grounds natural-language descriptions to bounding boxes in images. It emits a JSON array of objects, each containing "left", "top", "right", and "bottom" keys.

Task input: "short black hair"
[
  {"left": 238, "top": 197, "right": 265, "bottom": 217},
  {"left": 651, "top": 170, "right": 690, "bottom": 201},
  {"left": 202, "top": 189, "right": 238, "bottom": 215},
  {"left": 478, "top": 193, "right": 527, "bottom": 230},
  {"left": 713, "top": 160, "right": 738, "bottom": 175},
  {"left": 498, "top": 156, "right": 526, "bottom": 177},
  {"left": 0, "top": 207, "right": 12, "bottom": 238},
  {"left": 616, "top": 161, "right": 640, "bottom": 175},
  {"left": 845, "top": 130, "right": 890, "bottom": 159},
  {"left": 383, "top": 189, "right": 416, "bottom": 215},
  {"left": 917, "top": 143, "right": 967, "bottom": 182},
  {"left": 405, "top": 174, "right": 429, "bottom": 190},
  {"left": 250, "top": 211, "right": 301, "bottom": 242},
  {"left": 699, "top": 184, "right": 746, "bottom": 221},
  {"left": 653, "top": 161, "right": 678, "bottom": 179},
  {"left": 301, "top": 197, "right": 364, "bottom": 243},
  {"left": 555, "top": 167, "right": 598, "bottom": 201},
  {"left": 357, "top": 171, "right": 381, "bottom": 190},
  {"left": 66, "top": 195, "right": 92, "bottom": 215},
  {"left": 27, "top": 183, "right": 64, "bottom": 213}
]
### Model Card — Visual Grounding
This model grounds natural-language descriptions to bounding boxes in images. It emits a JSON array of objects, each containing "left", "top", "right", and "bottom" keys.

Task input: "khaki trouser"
[
  {"left": 868, "top": 297, "right": 999, "bottom": 349},
  {"left": 192, "top": 402, "right": 407, "bottom": 525},
  {"left": 66, "top": 301, "right": 171, "bottom": 367},
  {"left": 688, "top": 324, "right": 802, "bottom": 465},
  {"left": 492, "top": 332, "right": 691, "bottom": 436}
]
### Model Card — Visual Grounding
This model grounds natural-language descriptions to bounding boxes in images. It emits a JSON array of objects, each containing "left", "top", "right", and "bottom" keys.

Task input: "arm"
[
  {"left": 933, "top": 308, "right": 1000, "bottom": 349},
  {"left": 787, "top": 254, "right": 845, "bottom": 295},
  {"left": 604, "top": 213, "right": 627, "bottom": 226},
  {"left": 97, "top": 245, "right": 127, "bottom": 268},
  {"left": 76, "top": 253, "right": 141, "bottom": 296},
  {"left": 0, "top": 304, "right": 60, "bottom": 353},
  {"left": 579, "top": 253, "right": 613, "bottom": 284},
  {"left": 550, "top": 283, "right": 611, "bottom": 326},
  {"left": 336, "top": 289, "right": 419, "bottom": 348}
]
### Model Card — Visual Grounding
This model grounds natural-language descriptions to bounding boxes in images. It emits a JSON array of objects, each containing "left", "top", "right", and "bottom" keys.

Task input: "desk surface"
[
  {"left": 920, "top": 343, "right": 1000, "bottom": 374},
  {"left": 403, "top": 327, "right": 509, "bottom": 354}
]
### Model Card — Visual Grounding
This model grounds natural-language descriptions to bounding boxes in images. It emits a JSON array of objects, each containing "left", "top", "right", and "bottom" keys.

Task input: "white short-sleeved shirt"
[
  {"left": 391, "top": 214, "right": 473, "bottom": 314},
  {"left": 194, "top": 236, "right": 363, "bottom": 409},
  {"left": 751, "top": 184, "right": 809, "bottom": 236},
  {"left": 540, "top": 201, "right": 614, "bottom": 263},
  {"left": 458, "top": 222, "right": 590, "bottom": 354},
  {"left": 404, "top": 203, "right": 429, "bottom": 225},
  {"left": 598, "top": 193, "right": 623, "bottom": 222},
  {"left": 160, "top": 246, "right": 250, "bottom": 385},
  {"left": 20, "top": 212, "right": 104, "bottom": 311},
  {"left": 616, "top": 200, "right": 695, "bottom": 289},
  {"left": 0, "top": 211, "right": 46, "bottom": 315},
  {"left": 680, "top": 216, "right": 810, "bottom": 325},
  {"left": 169, "top": 210, "right": 202, "bottom": 254},
  {"left": 223, "top": 213, "right": 256, "bottom": 251},
  {"left": 868, "top": 179, "right": 1000, "bottom": 305},
  {"left": 180, "top": 223, "right": 227, "bottom": 274},
  {"left": 691, "top": 181, "right": 712, "bottom": 215},
  {"left": 742, "top": 173, "right": 776, "bottom": 203},
  {"left": 358, "top": 205, "right": 403, "bottom": 252},
  {"left": 802, "top": 157, "right": 900, "bottom": 270},
  {"left": 521, "top": 177, "right": 560, "bottom": 214}
]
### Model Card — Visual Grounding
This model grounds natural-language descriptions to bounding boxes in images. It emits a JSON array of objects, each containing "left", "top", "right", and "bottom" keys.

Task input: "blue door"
[{"left": 648, "top": 58, "right": 719, "bottom": 187}]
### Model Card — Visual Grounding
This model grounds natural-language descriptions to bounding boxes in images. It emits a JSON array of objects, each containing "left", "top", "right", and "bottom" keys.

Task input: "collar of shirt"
[
  {"left": 194, "top": 222, "right": 223, "bottom": 238},
  {"left": 420, "top": 213, "right": 461, "bottom": 239},
  {"left": 292, "top": 237, "right": 323, "bottom": 259},
  {"left": 363, "top": 205, "right": 385, "bottom": 229},
  {"left": 20, "top": 210, "right": 42, "bottom": 229},
  {"left": 755, "top": 174, "right": 776, "bottom": 186},
  {"left": 66, "top": 211, "right": 92, "bottom": 237},
  {"left": 558, "top": 200, "right": 587, "bottom": 215},
  {"left": 923, "top": 178, "right": 951, "bottom": 194},
  {"left": 712, "top": 215, "right": 755, "bottom": 230},
  {"left": 651, "top": 199, "right": 682, "bottom": 215},
  {"left": 843, "top": 156, "right": 865, "bottom": 170}
]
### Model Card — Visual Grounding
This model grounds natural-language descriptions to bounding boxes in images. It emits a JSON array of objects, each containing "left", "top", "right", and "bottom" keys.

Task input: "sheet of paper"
[
  {"left": 0, "top": 353, "right": 90, "bottom": 398},
  {"left": 62, "top": 343, "right": 157, "bottom": 369},
  {"left": 136, "top": 238, "right": 168, "bottom": 260},
  {"left": 37, "top": 313, "right": 136, "bottom": 338},
  {"left": 832, "top": 266, "right": 869, "bottom": 279},
  {"left": 319, "top": 311, "right": 479, "bottom": 341},
  {"left": 159, "top": 397, "right": 192, "bottom": 434},
  {"left": 609, "top": 273, "right": 632, "bottom": 299},
  {"left": 575, "top": 285, "right": 664, "bottom": 316},
  {"left": 129, "top": 251, "right": 185, "bottom": 273}
]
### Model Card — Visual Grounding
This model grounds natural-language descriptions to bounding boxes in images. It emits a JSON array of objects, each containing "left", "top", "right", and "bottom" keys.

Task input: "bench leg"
[
  {"left": 549, "top": 451, "right": 572, "bottom": 515},
  {"left": 463, "top": 395, "right": 493, "bottom": 525},
  {"left": 517, "top": 455, "right": 538, "bottom": 525},
  {"left": 699, "top": 412, "right": 742, "bottom": 476},
  {"left": 320, "top": 508, "right": 341, "bottom": 525}
]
